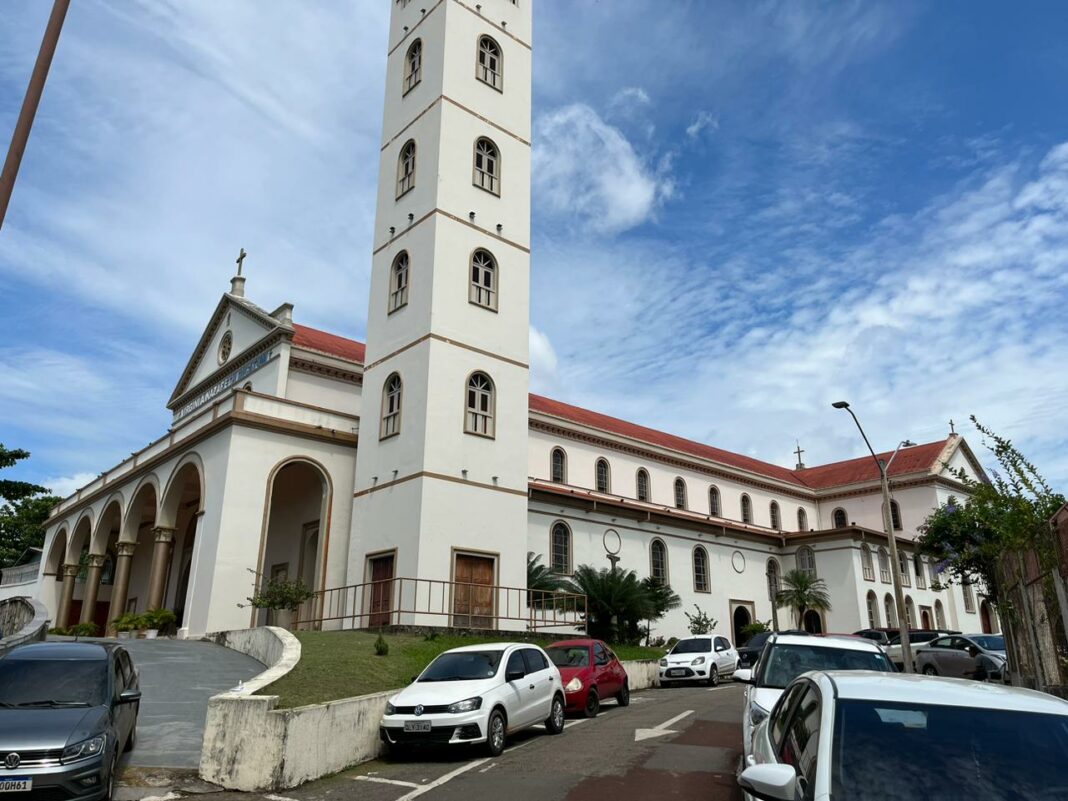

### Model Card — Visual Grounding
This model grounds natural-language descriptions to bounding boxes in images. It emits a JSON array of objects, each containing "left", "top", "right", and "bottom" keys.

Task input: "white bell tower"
[{"left": 350, "top": 0, "right": 532, "bottom": 627}]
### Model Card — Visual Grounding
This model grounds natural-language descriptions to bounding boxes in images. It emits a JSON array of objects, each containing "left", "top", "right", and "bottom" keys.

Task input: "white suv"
[
  {"left": 379, "top": 643, "right": 565, "bottom": 756},
  {"left": 659, "top": 634, "right": 739, "bottom": 686}
]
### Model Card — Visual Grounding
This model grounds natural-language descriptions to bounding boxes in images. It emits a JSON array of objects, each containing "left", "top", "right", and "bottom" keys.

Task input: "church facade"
[{"left": 7, "top": 0, "right": 999, "bottom": 644}]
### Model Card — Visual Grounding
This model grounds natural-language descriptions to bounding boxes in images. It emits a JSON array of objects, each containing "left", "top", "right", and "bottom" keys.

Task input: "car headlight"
[
  {"left": 61, "top": 735, "right": 106, "bottom": 764},
  {"left": 447, "top": 697, "right": 483, "bottom": 714},
  {"left": 385, "top": 701, "right": 396, "bottom": 715},
  {"left": 565, "top": 677, "right": 583, "bottom": 692},
  {"left": 659, "top": 659, "right": 668, "bottom": 667},
  {"left": 691, "top": 656, "right": 706, "bottom": 666},
  {"left": 749, "top": 704, "right": 769, "bottom": 727}
]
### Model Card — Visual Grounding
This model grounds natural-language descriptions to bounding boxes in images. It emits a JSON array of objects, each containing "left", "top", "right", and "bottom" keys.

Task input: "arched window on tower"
[
  {"left": 693, "top": 546, "right": 709, "bottom": 593},
  {"left": 636, "top": 469, "right": 650, "bottom": 502},
  {"left": 709, "top": 486, "right": 721, "bottom": 517},
  {"left": 550, "top": 521, "right": 571, "bottom": 575},
  {"left": 397, "top": 140, "right": 416, "bottom": 197},
  {"left": 477, "top": 35, "right": 502, "bottom": 90},
  {"left": 741, "top": 494, "right": 753, "bottom": 524},
  {"left": 389, "top": 251, "right": 409, "bottom": 312},
  {"left": 469, "top": 248, "right": 497, "bottom": 310},
  {"left": 464, "top": 372, "right": 495, "bottom": 437},
  {"left": 595, "top": 459, "right": 611, "bottom": 494},
  {"left": 797, "top": 507, "right": 808, "bottom": 532},
  {"left": 550, "top": 448, "right": 567, "bottom": 484},
  {"left": 833, "top": 508, "right": 848, "bottom": 528},
  {"left": 878, "top": 547, "right": 891, "bottom": 583},
  {"left": 380, "top": 373, "right": 402, "bottom": 439},
  {"left": 770, "top": 501, "right": 781, "bottom": 531},
  {"left": 796, "top": 546, "right": 817, "bottom": 579},
  {"left": 473, "top": 137, "right": 500, "bottom": 195},
  {"left": 650, "top": 539, "right": 668, "bottom": 583},
  {"left": 890, "top": 500, "right": 903, "bottom": 530},
  {"left": 403, "top": 39, "right": 422, "bottom": 94},
  {"left": 674, "top": 478, "right": 687, "bottom": 510},
  {"left": 861, "top": 544, "right": 875, "bottom": 581}
]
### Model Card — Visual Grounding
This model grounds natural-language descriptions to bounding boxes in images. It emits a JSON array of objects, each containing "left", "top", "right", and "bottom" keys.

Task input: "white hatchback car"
[
  {"left": 739, "top": 671, "right": 1068, "bottom": 801},
  {"left": 659, "top": 634, "right": 739, "bottom": 686},
  {"left": 379, "top": 643, "right": 565, "bottom": 756}
]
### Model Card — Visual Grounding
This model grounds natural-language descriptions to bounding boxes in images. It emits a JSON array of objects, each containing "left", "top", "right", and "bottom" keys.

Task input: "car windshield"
[
  {"left": 671, "top": 639, "right": 712, "bottom": 655},
  {"left": 418, "top": 650, "right": 503, "bottom": 681},
  {"left": 744, "top": 633, "right": 771, "bottom": 649},
  {"left": 759, "top": 644, "right": 893, "bottom": 689},
  {"left": 546, "top": 646, "right": 589, "bottom": 668},
  {"left": 971, "top": 635, "right": 1005, "bottom": 651},
  {"left": 832, "top": 699, "right": 1068, "bottom": 800},
  {"left": 0, "top": 659, "right": 107, "bottom": 706}
]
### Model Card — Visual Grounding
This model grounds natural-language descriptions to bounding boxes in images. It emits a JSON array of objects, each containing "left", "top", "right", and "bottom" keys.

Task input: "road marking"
[
  {"left": 479, "top": 763, "right": 498, "bottom": 773},
  {"left": 634, "top": 709, "right": 693, "bottom": 742},
  {"left": 353, "top": 776, "right": 422, "bottom": 789},
  {"left": 563, "top": 719, "right": 589, "bottom": 729},
  {"left": 392, "top": 757, "right": 490, "bottom": 800}
]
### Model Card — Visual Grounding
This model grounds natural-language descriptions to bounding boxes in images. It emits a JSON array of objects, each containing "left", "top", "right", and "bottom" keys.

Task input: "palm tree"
[
  {"left": 564, "top": 565, "right": 650, "bottom": 642},
  {"left": 776, "top": 568, "right": 832, "bottom": 629},
  {"left": 527, "top": 551, "right": 567, "bottom": 594}
]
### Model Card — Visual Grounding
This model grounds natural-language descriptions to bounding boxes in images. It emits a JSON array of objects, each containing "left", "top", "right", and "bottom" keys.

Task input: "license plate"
[
  {"left": 668, "top": 668, "right": 687, "bottom": 677},
  {"left": 403, "top": 721, "right": 432, "bottom": 733},
  {"left": 0, "top": 778, "right": 31, "bottom": 793}
]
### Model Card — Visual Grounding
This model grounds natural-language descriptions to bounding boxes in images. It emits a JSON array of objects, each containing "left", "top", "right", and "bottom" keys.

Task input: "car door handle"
[{"left": 529, "top": 684, "right": 536, "bottom": 690}]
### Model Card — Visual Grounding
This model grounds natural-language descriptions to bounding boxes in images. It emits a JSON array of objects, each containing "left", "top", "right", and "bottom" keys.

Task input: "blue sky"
[{"left": 2, "top": 1, "right": 1067, "bottom": 496}]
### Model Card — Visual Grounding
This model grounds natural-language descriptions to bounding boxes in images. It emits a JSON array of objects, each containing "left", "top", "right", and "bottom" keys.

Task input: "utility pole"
[{"left": 0, "top": 0, "right": 71, "bottom": 232}]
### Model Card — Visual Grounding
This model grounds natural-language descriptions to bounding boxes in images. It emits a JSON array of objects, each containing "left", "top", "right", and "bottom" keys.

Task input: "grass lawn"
[{"left": 263, "top": 631, "right": 664, "bottom": 708}]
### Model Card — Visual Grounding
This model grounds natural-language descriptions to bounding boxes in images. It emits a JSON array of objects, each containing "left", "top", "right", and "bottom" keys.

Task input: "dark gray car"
[{"left": 0, "top": 642, "right": 140, "bottom": 800}]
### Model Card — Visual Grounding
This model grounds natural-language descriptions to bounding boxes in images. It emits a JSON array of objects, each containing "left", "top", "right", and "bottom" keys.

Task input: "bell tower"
[{"left": 350, "top": 0, "right": 532, "bottom": 625}]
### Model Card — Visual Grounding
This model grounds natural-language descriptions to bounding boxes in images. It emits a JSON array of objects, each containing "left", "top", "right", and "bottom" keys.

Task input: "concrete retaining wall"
[
  {"left": 0, "top": 597, "right": 50, "bottom": 653},
  {"left": 622, "top": 659, "right": 660, "bottom": 690}
]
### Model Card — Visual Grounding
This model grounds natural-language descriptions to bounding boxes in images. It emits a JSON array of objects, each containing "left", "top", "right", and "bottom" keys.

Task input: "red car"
[{"left": 546, "top": 638, "right": 630, "bottom": 717}]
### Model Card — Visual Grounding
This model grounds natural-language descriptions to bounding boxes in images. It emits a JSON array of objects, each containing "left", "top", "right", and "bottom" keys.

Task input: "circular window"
[
  {"left": 218, "top": 331, "right": 233, "bottom": 364},
  {"left": 732, "top": 550, "right": 746, "bottom": 574}
]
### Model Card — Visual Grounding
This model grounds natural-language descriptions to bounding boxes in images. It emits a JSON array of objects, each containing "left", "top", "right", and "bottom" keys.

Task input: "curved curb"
[
  {"left": 0, "top": 596, "right": 51, "bottom": 653},
  {"left": 203, "top": 626, "right": 301, "bottom": 696}
]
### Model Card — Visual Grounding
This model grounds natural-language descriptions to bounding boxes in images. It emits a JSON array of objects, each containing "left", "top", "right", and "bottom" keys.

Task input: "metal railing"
[
  {"left": 293, "top": 576, "right": 587, "bottom": 633},
  {"left": 0, "top": 562, "right": 40, "bottom": 587}
]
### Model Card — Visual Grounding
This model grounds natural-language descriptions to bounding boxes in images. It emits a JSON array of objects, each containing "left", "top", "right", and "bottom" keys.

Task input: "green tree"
[
  {"left": 565, "top": 565, "right": 678, "bottom": 643},
  {"left": 526, "top": 551, "right": 568, "bottom": 609},
  {"left": 775, "top": 569, "right": 832, "bottom": 628},
  {"left": 0, "top": 445, "right": 59, "bottom": 568}
]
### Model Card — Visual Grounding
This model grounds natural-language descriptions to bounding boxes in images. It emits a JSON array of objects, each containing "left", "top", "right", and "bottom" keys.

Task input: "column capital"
[
  {"left": 61, "top": 564, "right": 79, "bottom": 578},
  {"left": 152, "top": 526, "right": 176, "bottom": 543},
  {"left": 116, "top": 541, "right": 137, "bottom": 557},
  {"left": 86, "top": 553, "right": 106, "bottom": 568}
]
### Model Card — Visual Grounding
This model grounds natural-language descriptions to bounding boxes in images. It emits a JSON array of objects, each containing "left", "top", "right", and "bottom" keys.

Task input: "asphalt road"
[{"left": 207, "top": 682, "right": 745, "bottom": 801}]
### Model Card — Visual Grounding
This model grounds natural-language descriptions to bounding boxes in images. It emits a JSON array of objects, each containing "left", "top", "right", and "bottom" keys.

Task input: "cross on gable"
[
  {"left": 949, "top": 418, "right": 956, "bottom": 435},
  {"left": 236, "top": 248, "right": 247, "bottom": 276}
]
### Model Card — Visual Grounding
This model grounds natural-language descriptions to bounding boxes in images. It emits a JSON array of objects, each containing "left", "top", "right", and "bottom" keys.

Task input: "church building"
[{"left": 4, "top": 0, "right": 1000, "bottom": 645}]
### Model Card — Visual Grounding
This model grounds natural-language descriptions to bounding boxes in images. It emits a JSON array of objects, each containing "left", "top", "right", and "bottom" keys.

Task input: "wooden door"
[
  {"left": 368, "top": 554, "right": 395, "bottom": 627},
  {"left": 453, "top": 554, "right": 495, "bottom": 629}
]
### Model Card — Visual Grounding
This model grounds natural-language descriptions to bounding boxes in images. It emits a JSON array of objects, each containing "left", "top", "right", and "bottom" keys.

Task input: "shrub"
[
  {"left": 683, "top": 604, "right": 718, "bottom": 635},
  {"left": 142, "top": 608, "right": 177, "bottom": 634},
  {"left": 69, "top": 622, "right": 100, "bottom": 639},
  {"left": 247, "top": 577, "right": 315, "bottom": 612},
  {"left": 423, "top": 630, "right": 439, "bottom": 642},
  {"left": 740, "top": 620, "right": 771, "bottom": 644},
  {"left": 374, "top": 633, "right": 389, "bottom": 656},
  {"left": 111, "top": 613, "right": 141, "bottom": 633},
  {"left": 48, "top": 626, "right": 70, "bottom": 636}
]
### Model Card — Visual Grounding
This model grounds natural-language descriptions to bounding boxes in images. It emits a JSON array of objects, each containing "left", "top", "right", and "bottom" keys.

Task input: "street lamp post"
[{"left": 832, "top": 401, "right": 916, "bottom": 673}]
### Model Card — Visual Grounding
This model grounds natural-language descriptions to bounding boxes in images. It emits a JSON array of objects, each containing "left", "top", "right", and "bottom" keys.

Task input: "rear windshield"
[
  {"left": 758, "top": 644, "right": 893, "bottom": 689},
  {"left": 418, "top": 651, "right": 503, "bottom": 682},
  {"left": 971, "top": 635, "right": 1005, "bottom": 651},
  {"left": 671, "top": 639, "right": 712, "bottom": 655},
  {"left": 546, "top": 646, "right": 589, "bottom": 668},
  {"left": 744, "top": 632, "right": 772, "bottom": 648},
  {"left": 0, "top": 659, "right": 107, "bottom": 706}
]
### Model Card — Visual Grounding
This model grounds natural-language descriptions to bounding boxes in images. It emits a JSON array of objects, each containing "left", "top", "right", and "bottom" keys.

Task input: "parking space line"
[
  {"left": 353, "top": 776, "right": 423, "bottom": 789},
  {"left": 563, "top": 719, "right": 589, "bottom": 729},
  {"left": 392, "top": 757, "right": 490, "bottom": 800}
]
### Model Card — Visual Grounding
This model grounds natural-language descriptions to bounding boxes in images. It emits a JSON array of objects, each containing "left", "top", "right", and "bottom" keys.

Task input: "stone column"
[
  {"left": 56, "top": 564, "right": 78, "bottom": 629},
  {"left": 78, "top": 554, "right": 106, "bottom": 625},
  {"left": 146, "top": 527, "right": 175, "bottom": 610},
  {"left": 106, "top": 542, "right": 137, "bottom": 633}
]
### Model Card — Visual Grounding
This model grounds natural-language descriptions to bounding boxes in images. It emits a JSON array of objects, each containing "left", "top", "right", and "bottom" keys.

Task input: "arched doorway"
[
  {"left": 732, "top": 604, "right": 752, "bottom": 645},
  {"left": 63, "top": 514, "right": 93, "bottom": 628},
  {"left": 802, "top": 610, "right": 823, "bottom": 634},
  {"left": 980, "top": 600, "right": 994, "bottom": 634},
  {"left": 160, "top": 460, "right": 204, "bottom": 627},
  {"left": 921, "top": 608, "right": 932, "bottom": 629},
  {"left": 257, "top": 460, "right": 330, "bottom": 627}
]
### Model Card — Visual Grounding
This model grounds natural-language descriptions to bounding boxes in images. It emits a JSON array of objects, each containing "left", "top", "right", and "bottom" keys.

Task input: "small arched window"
[
  {"left": 866, "top": 591, "right": 880, "bottom": 629},
  {"left": 403, "top": 39, "right": 422, "bottom": 94},
  {"left": 397, "top": 139, "right": 416, "bottom": 197},
  {"left": 595, "top": 458, "right": 610, "bottom": 493},
  {"left": 673, "top": 478, "right": 687, "bottom": 510},
  {"left": 709, "top": 486, "right": 721, "bottom": 517},
  {"left": 550, "top": 448, "right": 566, "bottom": 483},
  {"left": 766, "top": 558, "right": 781, "bottom": 602},
  {"left": 890, "top": 500, "right": 903, "bottom": 531},
  {"left": 693, "top": 546, "right": 709, "bottom": 593},
  {"left": 380, "top": 373, "right": 402, "bottom": 439},
  {"left": 898, "top": 551, "right": 911, "bottom": 587},
  {"left": 797, "top": 508, "right": 808, "bottom": 532},
  {"left": 796, "top": 546, "right": 816, "bottom": 578},
  {"left": 769, "top": 501, "right": 781, "bottom": 531},
  {"left": 473, "top": 137, "right": 500, "bottom": 194},
  {"left": 861, "top": 544, "right": 875, "bottom": 581},
  {"left": 476, "top": 35, "right": 502, "bottom": 90},
  {"left": 884, "top": 594, "right": 897, "bottom": 627},
  {"left": 962, "top": 577, "right": 976, "bottom": 613},
  {"left": 550, "top": 521, "right": 571, "bottom": 575},
  {"left": 740, "top": 494, "right": 752, "bottom": 524},
  {"left": 389, "top": 251, "right": 409, "bottom": 312},
  {"left": 469, "top": 248, "right": 498, "bottom": 310},
  {"left": 878, "top": 548, "right": 891, "bottom": 583},
  {"left": 914, "top": 554, "right": 926, "bottom": 589},
  {"left": 464, "top": 372, "right": 495, "bottom": 437},
  {"left": 833, "top": 508, "right": 848, "bottom": 528},
  {"left": 636, "top": 469, "right": 650, "bottom": 502},
  {"left": 905, "top": 596, "right": 916, "bottom": 628},
  {"left": 650, "top": 539, "right": 667, "bottom": 583},
  {"left": 934, "top": 599, "right": 946, "bottom": 629}
]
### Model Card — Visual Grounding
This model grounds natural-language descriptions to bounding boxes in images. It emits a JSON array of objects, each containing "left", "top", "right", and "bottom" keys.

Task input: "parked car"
[
  {"left": 737, "top": 631, "right": 774, "bottom": 669},
  {"left": 379, "top": 643, "right": 565, "bottom": 756},
  {"left": 0, "top": 641, "right": 141, "bottom": 801},
  {"left": 915, "top": 633, "right": 1008, "bottom": 682},
  {"left": 852, "top": 628, "right": 893, "bottom": 646},
  {"left": 738, "top": 671, "right": 1068, "bottom": 801},
  {"left": 734, "top": 633, "right": 893, "bottom": 763},
  {"left": 545, "top": 639, "right": 629, "bottom": 717},
  {"left": 659, "top": 634, "right": 739, "bottom": 687}
]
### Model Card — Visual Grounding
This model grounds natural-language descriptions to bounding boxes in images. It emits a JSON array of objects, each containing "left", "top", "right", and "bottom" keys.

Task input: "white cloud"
[
  {"left": 41, "top": 473, "right": 98, "bottom": 499},
  {"left": 528, "top": 326, "right": 558, "bottom": 395},
  {"left": 533, "top": 104, "right": 673, "bottom": 235},
  {"left": 686, "top": 110, "right": 719, "bottom": 139}
]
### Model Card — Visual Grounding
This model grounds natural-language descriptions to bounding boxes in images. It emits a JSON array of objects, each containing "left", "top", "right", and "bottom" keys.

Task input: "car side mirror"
[
  {"left": 738, "top": 763, "right": 798, "bottom": 801},
  {"left": 968, "top": 646, "right": 980, "bottom": 658},
  {"left": 506, "top": 669, "right": 525, "bottom": 683},
  {"left": 734, "top": 668, "right": 753, "bottom": 684},
  {"left": 118, "top": 689, "right": 141, "bottom": 704}
]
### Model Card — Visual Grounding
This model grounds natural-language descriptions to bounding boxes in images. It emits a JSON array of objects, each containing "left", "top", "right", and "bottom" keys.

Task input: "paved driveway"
[{"left": 121, "top": 638, "right": 263, "bottom": 769}]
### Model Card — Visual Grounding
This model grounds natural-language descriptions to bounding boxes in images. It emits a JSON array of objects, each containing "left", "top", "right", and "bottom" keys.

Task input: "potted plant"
[
  {"left": 141, "top": 608, "right": 177, "bottom": 639},
  {"left": 246, "top": 577, "right": 314, "bottom": 630},
  {"left": 112, "top": 613, "right": 140, "bottom": 640}
]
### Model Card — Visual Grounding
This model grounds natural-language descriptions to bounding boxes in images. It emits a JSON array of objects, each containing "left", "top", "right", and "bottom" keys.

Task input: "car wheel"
[
  {"left": 486, "top": 709, "right": 507, "bottom": 756},
  {"left": 616, "top": 680, "right": 630, "bottom": 707},
  {"left": 583, "top": 688, "right": 600, "bottom": 718},
  {"left": 707, "top": 665, "right": 719, "bottom": 687},
  {"left": 922, "top": 665, "right": 938, "bottom": 676},
  {"left": 546, "top": 694, "right": 566, "bottom": 734}
]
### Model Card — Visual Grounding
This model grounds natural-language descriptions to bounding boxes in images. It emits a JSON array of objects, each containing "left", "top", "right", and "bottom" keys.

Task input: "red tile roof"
[
  {"left": 790, "top": 439, "right": 951, "bottom": 489},
  {"left": 291, "top": 324, "right": 366, "bottom": 364}
]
